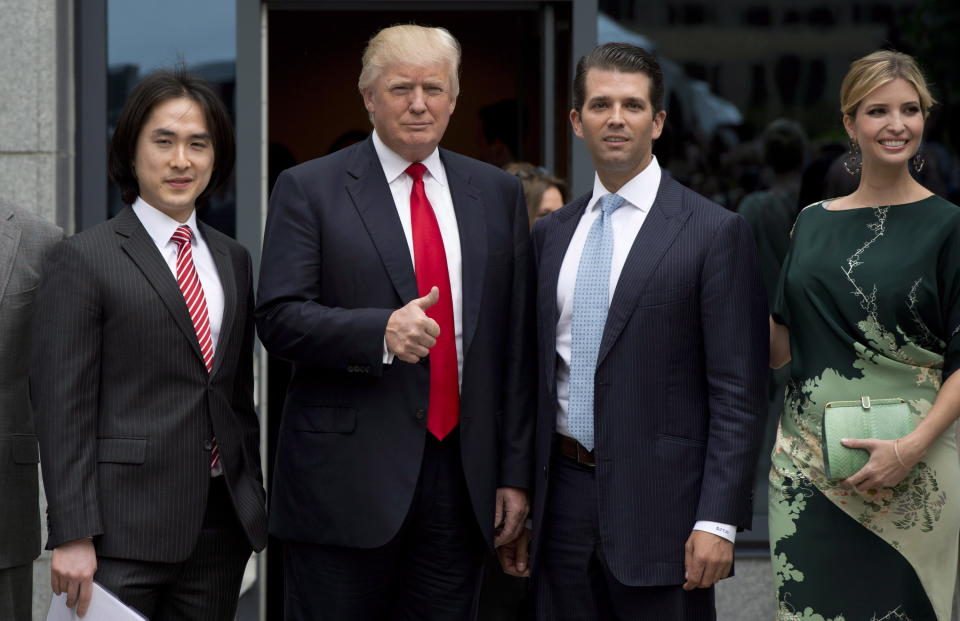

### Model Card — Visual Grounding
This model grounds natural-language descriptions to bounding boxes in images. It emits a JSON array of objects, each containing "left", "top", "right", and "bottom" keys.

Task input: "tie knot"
[
  {"left": 170, "top": 225, "right": 193, "bottom": 247},
  {"left": 406, "top": 162, "right": 427, "bottom": 183},
  {"left": 599, "top": 193, "right": 625, "bottom": 216}
]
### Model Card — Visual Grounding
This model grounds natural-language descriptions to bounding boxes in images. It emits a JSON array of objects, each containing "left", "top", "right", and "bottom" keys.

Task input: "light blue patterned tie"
[{"left": 568, "top": 193, "right": 625, "bottom": 451}]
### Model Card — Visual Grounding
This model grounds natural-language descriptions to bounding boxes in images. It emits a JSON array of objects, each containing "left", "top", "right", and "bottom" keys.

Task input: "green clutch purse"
[{"left": 821, "top": 396, "right": 915, "bottom": 480}]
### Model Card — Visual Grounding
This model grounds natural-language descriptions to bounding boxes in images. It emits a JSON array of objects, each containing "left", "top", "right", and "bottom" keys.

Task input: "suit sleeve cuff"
[{"left": 693, "top": 520, "right": 736, "bottom": 544}]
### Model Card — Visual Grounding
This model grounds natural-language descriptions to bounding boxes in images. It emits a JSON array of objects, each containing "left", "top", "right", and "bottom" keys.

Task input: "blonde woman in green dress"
[{"left": 769, "top": 50, "right": 960, "bottom": 620}]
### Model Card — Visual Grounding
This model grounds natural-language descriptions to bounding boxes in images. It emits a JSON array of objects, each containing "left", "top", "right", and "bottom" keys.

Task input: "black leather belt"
[{"left": 555, "top": 434, "right": 596, "bottom": 467}]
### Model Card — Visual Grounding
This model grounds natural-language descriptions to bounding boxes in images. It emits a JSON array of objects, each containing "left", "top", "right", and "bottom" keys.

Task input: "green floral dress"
[{"left": 769, "top": 196, "right": 960, "bottom": 621}]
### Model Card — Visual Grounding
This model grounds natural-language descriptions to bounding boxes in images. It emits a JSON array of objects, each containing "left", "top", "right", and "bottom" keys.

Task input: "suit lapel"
[
  {"left": 539, "top": 194, "right": 591, "bottom": 393},
  {"left": 0, "top": 208, "right": 21, "bottom": 304},
  {"left": 346, "top": 139, "right": 419, "bottom": 304},
  {"left": 201, "top": 223, "right": 236, "bottom": 377},
  {"left": 597, "top": 173, "right": 689, "bottom": 367},
  {"left": 443, "top": 151, "right": 486, "bottom": 358},
  {"left": 114, "top": 207, "right": 205, "bottom": 364}
]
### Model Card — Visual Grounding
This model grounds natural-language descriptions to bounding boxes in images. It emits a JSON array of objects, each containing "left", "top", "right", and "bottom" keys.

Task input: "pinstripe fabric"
[
  {"left": 93, "top": 478, "right": 251, "bottom": 621},
  {"left": 535, "top": 456, "right": 716, "bottom": 621},
  {"left": 0, "top": 202, "right": 62, "bottom": 580},
  {"left": 0, "top": 563, "right": 32, "bottom": 621},
  {"left": 530, "top": 172, "right": 768, "bottom": 588},
  {"left": 31, "top": 206, "right": 267, "bottom": 565}
]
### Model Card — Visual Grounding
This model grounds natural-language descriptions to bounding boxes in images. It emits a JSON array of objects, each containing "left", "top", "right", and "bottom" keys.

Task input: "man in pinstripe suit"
[
  {"left": 499, "top": 43, "right": 767, "bottom": 619},
  {"left": 0, "top": 201, "right": 61, "bottom": 620},
  {"left": 32, "top": 68, "right": 267, "bottom": 620}
]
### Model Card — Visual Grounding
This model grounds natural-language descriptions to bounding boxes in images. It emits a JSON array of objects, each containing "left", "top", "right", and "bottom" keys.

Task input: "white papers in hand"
[{"left": 45, "top": 582, "right": 147, "bottom": 621}]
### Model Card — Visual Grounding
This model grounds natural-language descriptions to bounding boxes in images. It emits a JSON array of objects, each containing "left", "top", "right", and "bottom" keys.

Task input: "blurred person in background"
[
  {"left": 769, "top": 50, "right": 960, "bottom": 619},
  {"left": 505, "top": 162, "right": 569, "bottom": 227},
  {"left": 738, "top": 119, "right": 807, "bottom": 308}
]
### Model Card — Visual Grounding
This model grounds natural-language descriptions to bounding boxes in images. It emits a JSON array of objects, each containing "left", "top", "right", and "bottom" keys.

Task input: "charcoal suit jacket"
[
  {"left": 32, "top": 206, "right": 267, "bottom": 562},
  {"left": 0, "top": 202, "right": 61, "bottom": 570},
  {"left": 530, "top": 172, "right": 768, "bottom": 586},
  {"left": 256, "top": 136, "right": 535, "bottom": 549}
]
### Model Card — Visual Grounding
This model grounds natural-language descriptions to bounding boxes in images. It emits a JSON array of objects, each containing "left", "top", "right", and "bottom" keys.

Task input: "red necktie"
[
  {"left": 170, "top": 225, "right": 220, "bottom": 469},
  {"left": 406, "top": 163, "right": 460, "bottom": 440}
]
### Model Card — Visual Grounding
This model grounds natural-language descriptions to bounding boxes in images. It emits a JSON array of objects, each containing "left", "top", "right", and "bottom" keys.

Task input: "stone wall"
[{"left": 0, "top": 0, "right": 72, "bottom": 231}]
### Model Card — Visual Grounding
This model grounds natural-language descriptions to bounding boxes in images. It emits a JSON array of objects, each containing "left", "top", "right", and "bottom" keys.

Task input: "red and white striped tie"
[{"left": 170, "top": 225, "right": 220, "bottom": 470}]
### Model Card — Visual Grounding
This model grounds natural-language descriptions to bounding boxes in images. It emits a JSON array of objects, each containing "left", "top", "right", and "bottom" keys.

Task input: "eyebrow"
[
  {"left": 864, "top": 100, "right": 920, "bottom": 107},
  {"left": 150, "top": 128, "right": 211, "bottom": 140},
  {"left": 588, "top": 96, "right": 647, "bottom": 105},
  {"left": 387, "top": 79, "right": 445, "bottom": 89}
]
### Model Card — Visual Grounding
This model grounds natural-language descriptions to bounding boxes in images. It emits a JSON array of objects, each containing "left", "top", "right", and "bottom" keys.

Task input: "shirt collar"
[
  {"left": 371, "top": 128, "right": 447, "bottom": 187},
  {"left": 132, "top": 197, "right": 201, "bottom": 248},
  {"left": 587, "top": 155, "right": 661, "bottom": 214}
]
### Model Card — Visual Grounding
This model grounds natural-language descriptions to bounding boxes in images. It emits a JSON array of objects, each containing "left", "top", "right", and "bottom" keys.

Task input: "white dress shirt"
[
  {"left": 132, "top": 197, "right": 225, "bottom": 351},
  {"left": 372, "top": 130, "right": 464, "bottom": 385},
  {"left": 553, "top": 157, "right": 735, "bottom": 543}
]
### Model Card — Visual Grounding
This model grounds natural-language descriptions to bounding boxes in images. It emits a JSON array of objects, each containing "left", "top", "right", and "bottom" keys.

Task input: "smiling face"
[
  {"left": 362, "top": 61, "right": 457, "bottom": 162},
  {"left": 570, "top": 68, "right": 666, "bottom": 191},
  {"left": 844, "top": 77, "right": 924, "bottom": 173},
  {"left": 133, "top": 97, "right": 213, "bottom": 222}
]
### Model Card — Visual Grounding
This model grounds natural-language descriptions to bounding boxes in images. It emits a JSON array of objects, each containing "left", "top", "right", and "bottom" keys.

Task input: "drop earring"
[
  {"left": 843, "top": 137, "right": 861, "bottom": 176},
  {"left": 912, "top": 151, "right": 925, "bottom": 174}
]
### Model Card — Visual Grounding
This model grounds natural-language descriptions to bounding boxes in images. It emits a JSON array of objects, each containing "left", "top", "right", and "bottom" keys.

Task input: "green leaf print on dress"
[{"left": 769, "top": 198, "right": 960, "bottom": 620}]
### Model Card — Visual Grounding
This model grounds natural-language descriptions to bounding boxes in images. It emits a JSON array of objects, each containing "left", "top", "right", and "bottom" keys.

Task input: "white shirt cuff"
[
  {"left": 693, "top": 520, "right": 736, "bottom": 544},
  {"left": 383, "top": 338, "right": 395, "bottom": 364}
]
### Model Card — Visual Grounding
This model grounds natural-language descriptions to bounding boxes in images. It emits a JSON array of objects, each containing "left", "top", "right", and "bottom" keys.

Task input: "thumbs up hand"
[
  {"left": 414, "top": 286, "right": 439, "bottom": 312},
  {"left": 386, "top": 286, "right": 442, "bottom": 363}
]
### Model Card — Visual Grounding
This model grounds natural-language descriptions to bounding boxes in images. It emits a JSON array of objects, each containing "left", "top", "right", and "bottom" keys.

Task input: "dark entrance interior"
[{"left": 269, "top": 7, "right": 571, "bottom": 172}]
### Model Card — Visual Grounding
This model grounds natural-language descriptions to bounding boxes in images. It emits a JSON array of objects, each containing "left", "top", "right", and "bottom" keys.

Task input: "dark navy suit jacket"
[
  {"left": 256, "top": 137, "right": 535, "bottom": 549},
  {"left": 530, "top": 171, "right": 768, "bottom": 586}
]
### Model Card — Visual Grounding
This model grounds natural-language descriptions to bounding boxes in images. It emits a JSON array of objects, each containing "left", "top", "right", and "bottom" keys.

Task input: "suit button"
[
  {"left": 415, "top": 409, "right": 426, "bottom": 420},
  {"left": 203, "top": 440, "right": 213, "bottom": 451}
]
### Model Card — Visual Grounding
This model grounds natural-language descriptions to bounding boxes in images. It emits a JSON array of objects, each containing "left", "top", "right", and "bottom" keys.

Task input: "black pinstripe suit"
[
  {"left": 31, "top": 206, "right": 267, "bottom": 618},
  {"left": 529, "top": 173, "right": 767, "bottom": 619}
]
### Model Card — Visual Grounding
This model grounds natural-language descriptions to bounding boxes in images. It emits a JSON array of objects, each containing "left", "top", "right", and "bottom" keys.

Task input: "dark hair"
[
  {"left": 503, "top": 162, "right": 568, "bottom": 224},
  {"left": 109, "top": 66, "right": 235, "bottom": 208},
  {"left": 573, "top": 43, "right": 664, "bottom": 113},
  {"left": 762, "top": 119, "right": 807, "bottom": 175}
]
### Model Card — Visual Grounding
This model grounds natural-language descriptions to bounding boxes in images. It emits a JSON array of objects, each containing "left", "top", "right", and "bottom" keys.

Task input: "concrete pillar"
[{"left": 0, "top": 0, "right": 73, "bottom": 232}]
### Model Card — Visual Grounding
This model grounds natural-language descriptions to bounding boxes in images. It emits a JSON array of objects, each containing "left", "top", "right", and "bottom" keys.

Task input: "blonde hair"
[
  {"left": 358, "top": 25, "right": 461, "bottom": 98},
  {"left": 840, "top": 50, "right": 936, "bottom": 118}
]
